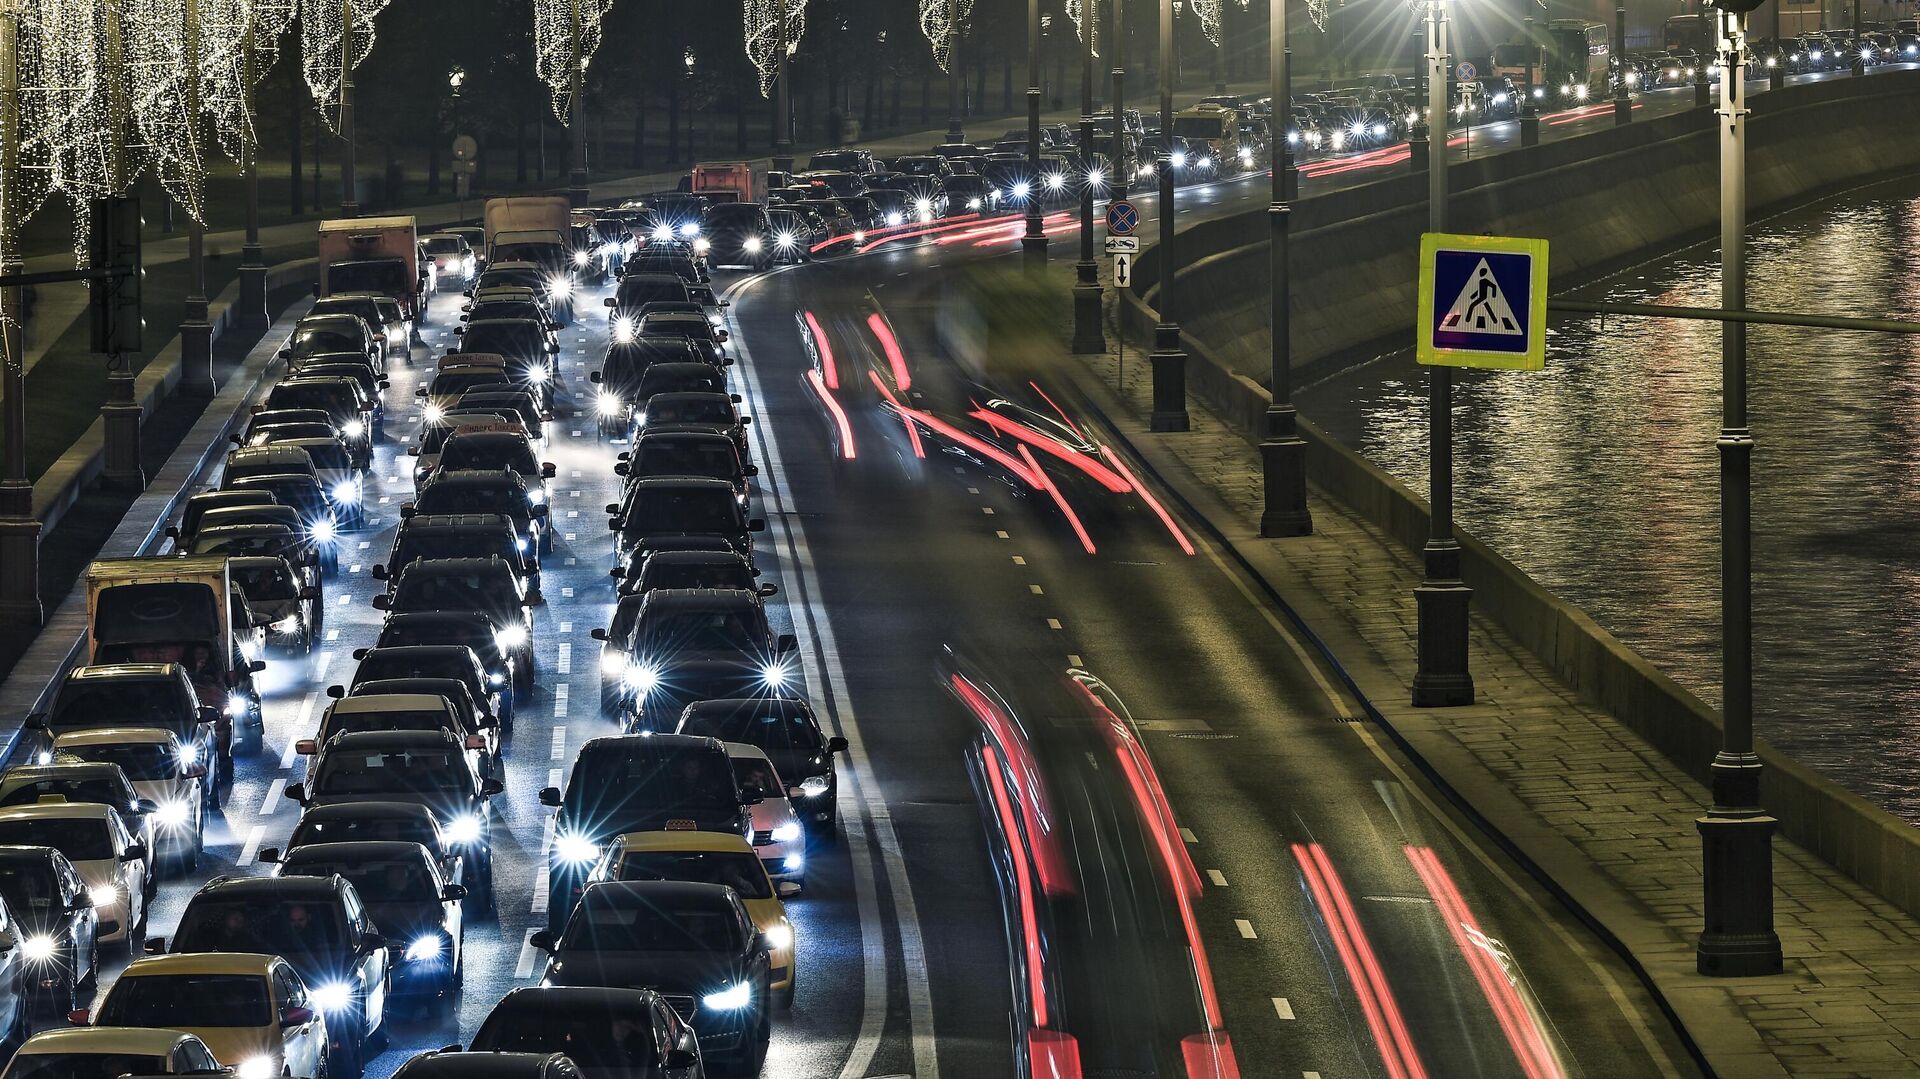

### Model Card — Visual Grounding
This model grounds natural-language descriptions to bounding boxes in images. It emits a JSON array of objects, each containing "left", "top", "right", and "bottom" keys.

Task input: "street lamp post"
[
  {"left": 1260, "top": 0, "right": 1310, "bottom": 536},
  {"left": 238, "top": 13, "right": 268, "bottom": 328},
  {"left": 1023, "top": 0, "right": 1049, "bottom": 269},
  {"left": 179, "top": 0, "right": 215, "bottom": 397},
  {"left": 101, "top": 1, "right": 145, "bottom": 487},
  {"left": 567, "top": 0, "right": 589, "bottom": 206},
  {"left": 1113, "top": 0, "right": 1127, "bottom": 197},
  {"left": 0, "top": 0, "right": 41, "bottom": 625},
  {"left": 1411, "top": 0, "right": 1473, "bottom": 708},
  {"left": 1614, "top": 1, "right": 1631, "bottom": 124},
  {"left": 947, "top": 0, "right": 965, "bottom": 143},
  {"left": 340, "top": 0, "right": 358, "bottom": 215},
  {"left": 1214, "top": 1, "right": 1228, "bottom": 93},
  {"left": 1696, "top": 0, "right": 1783, "bottom": 980},
  {"left": 1520, "top": 14, "right": 1539, "bottom": 147},
  {"left": 1769, "top": 0, "right": 1784, "bottom": 89},
  {"left": 1072, "top": 1, "right": 1106, "bottom": 352},
  {"left": 1851, "top": 0, "right": 1864, "bottom": 74},
  {"left": 1150, "top": 0, "right": 1189, "bottom": 431},
  {"left": 773, "top": 0, "right": 794, "bottom": 174}
]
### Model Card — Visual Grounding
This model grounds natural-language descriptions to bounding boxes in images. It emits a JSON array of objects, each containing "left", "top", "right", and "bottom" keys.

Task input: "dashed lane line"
[
  {"left": 236, "top": 825, "right": 266, "bottom": 867},
  {"left": 1207, "top": 869, "right": 1229, "bottom": 887},
  {"left": 1273, "top": 997, "right": 1296, "bottom": 1020},
  {"left": 260, "top": 778, "right": 287, "bottom": 815}
]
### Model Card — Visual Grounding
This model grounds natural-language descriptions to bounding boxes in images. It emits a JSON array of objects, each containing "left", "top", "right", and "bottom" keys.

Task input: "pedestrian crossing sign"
[{"left": 1417, "top": 232, "right": 1549, "bottom": 371}]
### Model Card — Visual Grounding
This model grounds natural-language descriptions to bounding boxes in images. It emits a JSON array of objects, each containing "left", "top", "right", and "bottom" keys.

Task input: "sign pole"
[
  {"left": 1413, "top": 0, "right": 1474, "bottom": 707},
  {"left": 0, "top": 0, "right": 42, "bottom": 625}
]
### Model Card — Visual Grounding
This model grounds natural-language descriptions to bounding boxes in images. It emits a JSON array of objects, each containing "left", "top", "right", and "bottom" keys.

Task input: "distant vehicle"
[
  {"left": 691, "top": 162, "right": 757, "bottom": 204},
  {"left": 317, "top": 216, "right": 422, "bottom": 322},
  {"left": 1549, "top": 19, "right": 1612, "bottom": 100}
]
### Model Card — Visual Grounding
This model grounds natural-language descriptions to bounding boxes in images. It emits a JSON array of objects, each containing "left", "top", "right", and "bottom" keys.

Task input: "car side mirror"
[
  {"left": 285, "top": 782, "right": 307, "bottom": 803},
  {"left": 164, "top": 525, "right": 181, "bottom": 541},
  {"left": 257, "top": 847, "right": 282, "bottom": 864},
  {"left": 746, "top": 464, "right": 759, "bottom": 476},
  {"left": 749, "top": 519, "right": 766, "bottom": 533},
  {"left": 531, "top": 504, "right": 549, "bottom": 518},
  {"left": 589, "top": 627, "right": 609, "bottom": 641},
  {"left": 481, "top": 777, "right": 505, "bottom": 796},
  {"left": 451, "top": 326, "right": 465, "bottom": 335},
  {"left": 67, "top": 1007, "right": 90, "bottom": 1026},
  {"left": 134, "top": 798, "right": 160, "bottom": 814},
  {"left": 730, "top": 393, "right": 742, "bottom": 403},
  {"left": 278, "top": 348, "right": 292, "bottom": 359},
  {"left": 371, "top": 594, "right": 391, "bottom": 610},
  {"left": 407, "top": 446, "right": 421, "bottom": 456},
  {"left": 828, "top": 736, "right": 849, "bottom": 754},
  {"left": 547, "top": 342, "right": 560, "bottom": 354},
  {"left": 757, "top": 583, "right": 779, "bottom": 598},
  {"left": 415, "top": 387, "right": 428, "bottom": 397},
  {"left": 301, "top": 587, "right": 321, "bottom": 601},
  {"left": 547, "top": 321, "right": 562, "bottom": 332},
  {"left": 777, "top": 881, "right": 802, "bottom": 900},
  {"left": 281, "top": 1005, "right": 315, "bottom": 1028},
  {"left": 716, "top": 330, "right": 730, "bottom": 343},
  {"left": 778, "top": 633, "right": 798, "bottom": 656},
  {"left": 378, "top": 378, "right": 391, "bottom": 389},
  {"left": 184, "top": 763, "right": 207, "bottom": 779},
  {"left": 370, "top": 564, "right": 388, "bottom": 581},
  {"left": 121, "top": 842, "right": 147, "bottom": 862},
  {"left": 603, "top": 297, "right": 617, "bottom": 307},
  {"left": 612, "top": 462, "right": 628, "bottom": 476},
  {"left": 605, "top": 503, "right": 621, "bottom": 515},
  {"left": 442, "top": 884, "right": 469, "bottom": 902},
  {"left": 326, "top": 684, "right": 345, "bottom": 699},
  {"left": 539, "top": 786, "right": 562, "bottom": 807},
  {"left": 399, "top": 505, "right": 417, "bottom": 519},
  {"left": 664, "top": 1048, "right": 699, "bottom": 1070},
  {"left": 541, "top": 463, "right": 556, "bottom": 478},
  {"left": 295, "top": 739, "right": 318, "bottom": 756},
  {"left": 361, "top": 930, "right": 387, "bottom": 951},
  {"left": 589, "top": 370, "right": 602, "bottom": 384},
  {"left": 530, "top": 929, "right": 558, "bottom": 951},
  {"left": 250, "top": 659, "right": 267, "bottom": 673},
  {"left": 350, "top": 647, "right": 370, "bottom": 660},
  {"left": 198, "top": 705, "right": 219, "bottom": 725},
  {"left": 464, "top": 734, "right": 489, "bottom": 752}
]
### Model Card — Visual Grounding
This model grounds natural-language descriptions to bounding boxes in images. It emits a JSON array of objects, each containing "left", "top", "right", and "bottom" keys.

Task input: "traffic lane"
[{"left": 50, "top": 282, "right": 873, "bottom": 1079}]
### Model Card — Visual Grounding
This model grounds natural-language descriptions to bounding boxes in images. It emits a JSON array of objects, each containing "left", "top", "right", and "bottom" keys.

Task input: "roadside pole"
[
  {"left": 0, "top": 0, "right": 41, "bottom": 625},
  {"left": 340, "top": 0, "right": 359, "bottom": 217},
  {"left": 1073, "top": 0, "right": 1106, "bottom": 352},
  {"left": 1023, "top": 0, "right": 1048, "bottom": 269},
  {"left": 238, "top": 13, "right": 269, "bottom": 329},
  {"left": 946, "top": 0, "right": 965, "bottom": 144},
  {"left": 1149, "top": 0, "right": 1189, "bottom": 432},
  {"left": 179, "top": 0, "right": 216, "bottom": 397},
  {"left": 566, "top": 0, "right": 589, "bottom": 207},
  {"left": 772, "top": 0, "right": 794, "bottom": 174},
  {"left": 1614, "top": 1, "right": 1632, "bottom": 124},
  {"left": 1260, "top": 0, "right": 1310, "bottom": 536},
  {"left": 101, "top": 0, "right": 145, "bottom": 487}
]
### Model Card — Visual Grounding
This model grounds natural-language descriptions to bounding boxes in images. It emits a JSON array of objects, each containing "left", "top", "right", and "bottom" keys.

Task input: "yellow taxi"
[
  {"left": 589, "top": 830, "right": 799, "bottom": 1006},
  {"left": 82, "top": 952, "right": 328, "bottom": 1079}
]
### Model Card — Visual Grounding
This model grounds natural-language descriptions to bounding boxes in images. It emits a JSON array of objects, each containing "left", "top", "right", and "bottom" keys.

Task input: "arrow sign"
[
  {"left": 1113, "top": 253, "right": 1133, "bottom": 288},
  {"left": 1104, "top": 236, "right": 1140, "bottom": 254}
]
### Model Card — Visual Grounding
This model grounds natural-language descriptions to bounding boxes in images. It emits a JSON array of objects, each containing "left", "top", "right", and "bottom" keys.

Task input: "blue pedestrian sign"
[
  {"left": 1417, "top": 232, "right": 1549, "bottom": 371},
  {"left": 1106, "top": 200, "right": 1140, "bottom": 236}
]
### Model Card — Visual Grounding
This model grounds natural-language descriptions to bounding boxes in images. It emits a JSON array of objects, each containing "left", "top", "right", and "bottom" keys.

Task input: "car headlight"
[
  {"left": 20, "top": 935, "right": 56, "bottom": 962},
  {"left": 422, "top": 403, "right": 444, "bottom": 424},
  {"left": 446, "top": 814, "right": 483, "bottom": 845},
  {"left": 573, "top": 250, "right": 590, "bottom": 267},
  {"left": 853, "top": 229, "right": 867, "bottom": 242},
  {"left": 386, "top": 325, "right": 405, "bottom": 344},
  {"left": 770, "top": 822, "right": 802, "bottom": 844},
  {"left": 1011, "top": 181, "right": 1030, "bottom": 200},
  {"left": 760, "top": 662, "right": 791, "bottom": 689},
  {"left": 555, "top": 832, "right": 601, "bottom": 865},
  {"left": 596, "top": 390, "right": 624, "bottom": 418},
  {"left": 1811, "top": 49, "right": 1823, "bottom": 59},
  {"left": 310, "top": 982, "right": 353, "bottom": 1014},
  {"left": 406, "top": 935, "right": 445, "bottom": 962},
  {"left": 1197, "top": 156, "right": 1213, "bottom": 169},
  {"left": 599, "top": 648, "right": 628, "bottom": 675},
  {"left": 1044, "top": 173, "right": 1065, "bottom": 190},
  {"left": 798, "top": 774, "right": 830, "bottom": 798},
  {"left": 624, "top": 662, "right": 659, "bottom": 694},
  {"left": 1368, "top": 125, "right": 1384, "bottom": 138},
  {"left": 525, "top": 365, "right": 550, "bottom": 386},
  {"left": 89, "top": 885, "right": 118, "bottom": 908},
  {"left": 1493, "top": 93, "right": 1509, "bottom": 105},
  {"left": 884, "top": 211, "right": 904, "bottom": 226},
  {"left": 744, "top": 237, "right": 763, "bottom": 254},
  {"left": 967, "top": 197, "right": 983, "bottom": 209},
  {"left": 156, "top": 800, "right": 192, "bottom": 828},
  {"left": 612, "top": 315, "right": 637, "bottom": 343},
  {"left": 331, "top": 480, "right": 360, "bottom": 504},
  {"left": 463, "top": 255, "right": 476, "bottom": 272},
  {"left": 913, "top": 198, "right": 933, "bottom": 218},
  {"left": 236, "top": 1057, "right": 276, "bottom": 1079},
  {"left": 653, "top": 225, "right": 674, "bottom": 242},
  {"left": 702, "top": 981, "right": 752, "bottom": 1011},
  {"left": 1286, "top": 131, "right": 1301, "bottom": 144},
  {"left": 1237, "top": 147, "right": 1252, "bottom": 161},
  {"left": 495, "top": 625, "right": 528, "bottom": 650},
  {"left": 268, "top": 614, "right": 299, "bottom": 634},
  {"left": 693, "top": 238, "right": 711, "bottom": 255},
  {"left": 310, "top": 518, "right": 338, "bottom": 543},
  {"left": 775, "top": 232, "right": 797, "bottom": 248},
  {"left": 782, "top": 852, "right": 804, "bottom": 870},
  {"left": 678, "top": 222, "right": 700, "bottom": 238},
  {"left": 1575, "top": 84, "right": 1590, "bottom": 99},
  {"left": 1170, "top": 150, "right": 1188, "bottom": 167},
  {"left": 488, "top": 671, "right": 505, "bottom": 686},
  {"left": 764, "top": 923, "right": 793, "bottom": 950},
  {"left": 1330, "top": 131, "right": 1346, "bottom": 150},
  {"left": 548, "top": 277, "right": 573, "bottom": 300},
  {"left": 339, "top": 419, "right": 365, "bottom": 438}
]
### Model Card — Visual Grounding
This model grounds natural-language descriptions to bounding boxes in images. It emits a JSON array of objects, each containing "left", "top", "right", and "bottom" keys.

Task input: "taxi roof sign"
[{"left": 1417, "top": 232, "right": 1549, "bottom": 371}]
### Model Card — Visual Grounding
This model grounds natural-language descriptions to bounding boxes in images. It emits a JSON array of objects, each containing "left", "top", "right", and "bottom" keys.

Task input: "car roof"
[
  {"left": 69, "top": 663, "right": 179, "bottom": 682},
  {"left": 401, "top": 514, "right": 515, "bottom": 531},
  {"left": 16, "top": 1026, "right": 205, "bottom": 1055},
  {"left": 626, "top": 476, "right": 738, "bottom": 492},
  {"left": 681, "top": 696, "right": 813, "bottom": 719},
  {"left": 396, "top": 1052, "right": 573, "bottom": 1077},
  {"left": 322, "top": 728, "right": 462, "bottom": 750},
  {"left": 613, "top": 830, "right": 757, "bottom": 856},
  {"left": 281, "top": 839, "right": 435, "bottom": 865},
  {"left": 53, "top": 726, "right": 179, "bottom": 748},
  {"left": 637, "top": 587, "right": 761, "bottom": 610},
  {"left": 0, "top": 760, "right": 129, "bottom": 784},
  {"left": 119, "top": 951, "right": 281, "bottom": 978},
  {"left": 722, "top": 741, "right": 774, "bottom": 764},
  {"left": 0, "top": 844, "right": 63, "bottom": 867},
  {"left": 328, "top": 693, "right": 453, "bottom": 715},
  {"left": 424, "top": 469, "right": 525, "bottom": 486},
  {"left": 638, "top": 550, "right": 750, "bottom": 568},
  {"left": 195, "top": 873, "right": 343, "bottom": 900},
  {"left": 298, "top": 800, "right": 438, "bottom": 822},
  {"left": 0, "top": 800, "right": 119, "bottom": 824},
  {"left": 578, "top": 732, "right": 725, "bottom": 758},
  {"left": 582, "top": 879, "right": 736, "bottom": 909}
]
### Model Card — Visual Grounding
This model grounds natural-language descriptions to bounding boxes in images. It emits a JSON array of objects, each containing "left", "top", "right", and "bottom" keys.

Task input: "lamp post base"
[
  {"left": 1520, "top": 114, "right": 1540, "bottom": 147},
  {"left": 1613, "top": 95, "right": 1631, "bottom": 125},
  {"left": 1408, "top": 131, "right": 1429, "bottom": 173},
  {"left": 178, "top": 312, "right": 216, "bottom": 398},
  {"left": 567, "top": 177, "right": 591, "bottom": 208},
  {"left": 1695, "top": 76, "right": 1711, "bottom": 107},
  {"left": 947, "top": 122, "right": 965, "bottom": 145},
  {"left": 1768, "top": 67, "right": 1784, "bottom": 91},
  {"left": 1072, "top": 269, "right": 1106, "bottom": 354},
  {"left": 237, "top": 248, "right": 269, "bottom": 331},
  {"left": 1259, "top": 431, "right": 1313, "bottom": 537},
  {"left": 0, "top": 486, "right": 42, "bottom": 626},
  {"left": 102, "top": 397, "right": 146, "bottom": 491},
  {"left": 1697, "top": 804, "right": 1784, "bottom": 977},
  {"left": 1412, "top": 542, "right": 1475, "bottom": 707},
  {"left": 1148, "top": 323, "right": 1190, "bottom": 433},
  {"left": 1022, "top": 223, "right": 1049, "bottom": 270}
]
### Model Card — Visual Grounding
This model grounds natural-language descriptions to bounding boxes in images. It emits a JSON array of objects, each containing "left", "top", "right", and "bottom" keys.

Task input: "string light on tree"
[
  {"left": 123, "top": 0, "right": 208, "bottom": 222},
  {"left": 920, "top": 0, "right": 973, "bottom": 71},
  {"left": 1065, "top": 0, "right": 1099, "bottom": 56},
  {"left": 534, "top": 0, "right": 614, "bottom": 121},
  {"left": 303, "top": 0, "right": 389, "bottom": 132},
  {"left": 743, "top": 0, "right": 806, "bottom": 96},
  {"left": 12, "top": 0, "right": 108, "bottom": 262},
  {"left": 198, "top": 0, "right": 258, "bottom": 163}
]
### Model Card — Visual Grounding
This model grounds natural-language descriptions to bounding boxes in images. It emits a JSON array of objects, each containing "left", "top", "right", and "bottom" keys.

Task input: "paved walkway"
[{"left": 1053, "top": 282, "right": 1920, "bottom": 1077}]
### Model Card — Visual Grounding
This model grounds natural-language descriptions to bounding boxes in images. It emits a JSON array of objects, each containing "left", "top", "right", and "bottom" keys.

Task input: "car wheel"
[{"left": 778, "top": 969, "right": 796, "bottom": 1010}]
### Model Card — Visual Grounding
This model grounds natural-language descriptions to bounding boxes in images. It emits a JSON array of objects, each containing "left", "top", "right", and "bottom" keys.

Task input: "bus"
[
  {"left": 1546, "top": 20, "right": 1611, "bottom": 101},
  {"left": 1664, "top": 13, "right": 1713, "bottom": 54}
]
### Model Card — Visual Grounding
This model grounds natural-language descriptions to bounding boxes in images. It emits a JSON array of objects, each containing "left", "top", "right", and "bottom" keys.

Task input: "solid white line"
[
  {"left": 1207, "top": 869, "right": 1229, "bottom": 887},
  {"left": 1273, "top": 997, "right": 1296, "bottom": 1020},
  {"left": 550, "top": 726, "right": 567, "bottom": 761},
  {"left": 236, "top": 825, "right": 266, "bottom": 867},
  {"left": 514, "top": 928, "right": 542, "bottom": 979},
  {"left": 260, "top": 778, "right": 287, "bottom": 815},
  {"left": 727, "top": 281, "right": 938, "bottom": 1079},
  {"left": 1236, "top": 918, "right": 1258, "bottom": 939},
  {"left": 281, "top": 694, "right": 318, "bottom": 769},
  {"left": 556, "top": 643, "right": 572, "bottom": 675}
]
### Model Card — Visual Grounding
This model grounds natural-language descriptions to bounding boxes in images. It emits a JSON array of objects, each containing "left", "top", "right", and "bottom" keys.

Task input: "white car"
[
  {"left": 53, "top": 727, "right": 207, "bottom": 872},
  {"left": 3, "top": 1026, "right": 226, "bottom": 1077},
  {"left": 0, "top": 801, "right": 147, "bottom": 953},
  {"left": 726, "top": 742, "right": 807, "bottom": 888}
]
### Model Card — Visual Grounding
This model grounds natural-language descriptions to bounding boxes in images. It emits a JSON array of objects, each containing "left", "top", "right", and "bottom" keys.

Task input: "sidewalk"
[{"left": 1046, "top": 273, "right": 1920, "bottom": 1077}]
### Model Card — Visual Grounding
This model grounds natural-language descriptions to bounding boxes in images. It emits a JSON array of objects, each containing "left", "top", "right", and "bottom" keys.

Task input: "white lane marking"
[
  {"left": 358, "top": 540, "right": 371, "bottom": 549},
  {"left": 1208, "top": 869, "right": 1229, "bottom": 887},
  {"left": 981, "top": 506, "right": 995, "bottom": 515},
  {"left": 566, "top": 532, "right": 577, "bottom": 540},
  {"left": 967, "top": 487, "right": 979, "bottom": 494},
  {"left": 566, "top": 510, "right": 579, "bottom": 519},
  {"left": 1067, "top": 654, "right": 1084, "bottom": 667},
  {"left": 260, "top": 779, "right": 287, "bottom": 815},
  {"left": 726, "top": 283, "right": 938, "bottom": 1079},
  {"left": 531, "top": 869, "right": 549, "bottom": 914},
  {"left": 1046, "top": 618, "right": 1063, "bottom": 630},
  {"left": 281, "top": 695, "right": 318, "bottom": 769},
  {"left": 556, "top": 643, "right": 572, "bottom": 675},
  {"left": 565, "top": 558, "right": 576, "bottom": 566},
  {"left": 314, "top": 651, "right": 335, "bottom": 681},
  {"left": 550, "top": 726, "right": 567, "bottom": 761},
  {"left": 1305, "top": 1072, "right": 1322, "bottom": 1078},
  {"left": 1273, "top": 997, "right": 1296, "bottom": 1020},
  {"left": 325, "top": 629, "right": 339, "bottom": 641},
  {"left": 1181, "top": 827, "right": 1199, "bottom": 843},
  {"left": 514, "top": 928, "right": 542, "bottom": 979},
  {"left": 1012, "top": 556, "right": 1026, "bottom": 565},
  {"left": 995, "top": 530, "right": 1010, "bottom": 539},
  {"left": 561, "top": 587, "right": 575, "bottom": 598},
  {"left": 559, "top": 621, "right": 572, "bottom": 633},
  {"left": 336, "top": 593, "right": 351, "bottom": 606},
  {"left": 554, "top": 685, "right": 570, "bottom": 718},
  {"left": 1029, "top": 584, "right": 1044, "bottom": 595},
  {"left": 1235, "top": 918, "right": 1258, "bottom": 939},
  {"left": 236, "top": 825, "right": 266, "bottom": 867},
  {"left": 349, "top": 564, "right": 361, "bottom": 574},
  {"left": 546, "top": 768, "right": 563, "bottom": 789}
]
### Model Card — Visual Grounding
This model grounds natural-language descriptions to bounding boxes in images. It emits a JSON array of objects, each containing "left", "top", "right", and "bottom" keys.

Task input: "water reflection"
[{"left": 1300, "top": 174, "right": 1920, "bottom": 822}]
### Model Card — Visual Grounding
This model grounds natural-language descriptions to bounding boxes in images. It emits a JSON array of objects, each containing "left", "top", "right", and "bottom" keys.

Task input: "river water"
[{"left": 1299, "top": 171, "right": 1920, "bottom": 823}]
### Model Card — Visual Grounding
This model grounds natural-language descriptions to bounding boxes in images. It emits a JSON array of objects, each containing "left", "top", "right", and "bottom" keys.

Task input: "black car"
[
  {"left": 636, "top": 313, "right": 729, "bottom": 366},
  {"left": 631, "top": 366, "right": 730, "bottom": 410},
  {"left": 381, "top": 513, "right": 539, "bottom": 601},
  {"left": 701, "top": 204, "right": 775, "bottom": 270},
  {"left": 470, "top": 986, "right": 702, "bottom": 1077},
  {"left": 29, "top": 664, "right": 226, "bottom": 785},
  {"left": 272, "top": 841, "right": 466, "bottom": 1017},
  {"left": 162, "top": 874, "right": 392, "bottom": 1077},
  {"left": 607, "top": 589, "right": 796, "bottom": 729},
  {"left": 453, "top": 319, "right": 560, "bottom": 405},
  {"left": 591, "top": 338, "right": 703, "bottom": 435},
  {"left": 473, "top": 261, "right": 576, "bottom": 325},
  {"left": 395, "top": 1051, "right": 584, "bottom": 1078},
  {"left": 635, "top": 393, "right": 750, "bottom": 461},
  {"left": 364, "top": 616, "right": 519, "bottom": 729},
  {"left": 608, "top": 274, "right": 693, "bottom": 327},
  {"left": 609, "top": 478, "right": 763, "bottom": 571},
  {"left": 532, "top": 881, "right": 771, "bottom": 1075},
  {"left": 342, "top": 644, "right": 511, "bottom": 730},
  {"left": 406, "top": 469, "right": 552, "bottom": 556},
  {"left": 281, "top": 314, "right": 381, "bottom": 371},
  {"left": 766, "top": 208, "right": 824, "bottom": 261},
  {"left": 348, "top": 677, "right": 501, "bottom": 771},
  {"left": 677, "top": 698, "right": 846, "bottom": 833},
  {"left": 275, "top": 800, "right": 476, "bottom": 909},
  {"left": 457, "top": 388, "right": 550, "bottom": 437},
  {"left": 0, "top": 844, "right": 100, "bottom": 1013},
  {"left": 617, "top": 550, "right": 766, "bottom": 600},
  {"left": 540, "top": 735, "right": 754, "bottom": 933},
  {"left": 170, "top": 490, "right": 278, "bottom": 550},
  {"left": 618, "top": 430, "right": 750, "bottom": 505},
  {"left": 260, "top": 378, "right": 376, "bottom": 468},
  {"left": 287, "top": 730, "right": 503, "bottom": 914},
  {"left": 376, "top": 557, "right": 534, "bottom": 690}
]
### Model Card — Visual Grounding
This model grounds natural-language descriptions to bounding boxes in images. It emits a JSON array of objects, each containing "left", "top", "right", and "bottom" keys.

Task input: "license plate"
[{"left": 665, "top": 819, "right": 696, "bottom": 831}]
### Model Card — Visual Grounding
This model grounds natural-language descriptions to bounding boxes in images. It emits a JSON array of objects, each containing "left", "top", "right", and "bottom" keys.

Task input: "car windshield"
[
  {"left": 266, "top": 383, "right": 349, "bottom": 415},
  {"left": 395, "top": 571, "right": 512, "bottom": 612},
  {"left": 9, "top": 1054, "right": 171, "bottom": 1079},
  {"left": 633, "top": 441, "right": 737, "bottom": 480},
  {"left": 424, "top": 236, "right": 463, "bottom": 254},
  {"left": 643, "top": 561, "right": 754, "bottom": 592},
  {"left": 291, "top": 813, "right": 438, "bottom": 850},
  {"left": 682, "top": 707, "right": 822, "bottom": 758},
  {"left": 314, "top": 748, "right": 469, "bottom": 796},
  {"left": 398, "top": 533, "right": 510, "bottom": 565},
  {"left": 287, "top": 856, "right": 439, "bottom": 902},
  {"left": 706, "top": 205, "right": 765, "bottom": 226},
  {"left": 566, "top": 748, "right": 740, "bottom": 821},
  {"left": 478, "top": 269, "right": 547, "bottom": 291},
  {"left": 291, "top": 327, "right": 360, "bottom": 353},
  {"left": 617, "top": 849, "right": 771, "bottom": 899},
  {"left": 439, "top": 435, "right": 538, "bottom": 475},
  {"left": 616, "top": 278, "right": 690, "bottom": 307},
  {"left": 174, "top": 897, "right": 345, "bottom": 960},
  {"left": 233, "top": 563, "right": 298, "bottom": 601},
  {"left": 293, "top": 442, "right": 353, "bottom": 472},
  {"left": 0, "top": 862, "right": 60, "bottom": 919},
  {"left": 467, "top": 302, "right": 543, "bottom": 322},
  {"left": 637, "top": 610, "right": 761, "bottom": 652},
  {"left": 431, "top": 371, "right": 512, "bottom": 397},
  {"left": 643, "top": 398, "right": 733, "bottom": 425},
  {"left": 50, "top": 683, "right": 182, "bottom": 731},
  {"left": 0, "top": 819, "right": 112, "bottom": 861},
  {"left": 310, "top": 300, "right": 378, "bottom": 324},
  {"left": 625, "top": 488, "right": 740, "bottom": 533},
  {"left": 62, "top": 743, "right": 174, "bottom": 782},
  {"left": 563, "top": 895, "right": 741, "bottom": 953},
  {"left": 460, "top": 324, "right": 546, "bottom": 357},
  {"left": 100, "top": 973, "right": 274, "bottom": 1028},
  {"left": 416, "top": 483, "right": 527, "bottom": 518},
  {"left": 0, "top": 777, "right": 123, "bottom": 812},
  {"left": 638, "top": 369, "right": 724, "bottom": 398},
  {"left": 325, "top": 706, "right": 456, "bottom": 740},
  {"left": 328, "top": 260, "right": 409, "bottom": 294}
]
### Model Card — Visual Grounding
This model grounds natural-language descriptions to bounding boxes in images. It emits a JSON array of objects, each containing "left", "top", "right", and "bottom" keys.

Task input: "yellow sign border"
[{"left": 1417, "top": 232, "right": 1549, "bottom": 371}]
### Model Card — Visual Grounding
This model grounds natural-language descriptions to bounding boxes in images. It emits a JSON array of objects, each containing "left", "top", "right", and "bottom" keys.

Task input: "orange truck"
[
  {"left": 317, "top": 216, "right": 422, "bottom": 319},
  {"left": 691, "top": 162, "right": 758, "bottom": 204}
]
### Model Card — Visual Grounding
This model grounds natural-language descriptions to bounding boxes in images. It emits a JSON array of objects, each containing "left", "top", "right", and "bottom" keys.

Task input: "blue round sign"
[{"left": 1106, "top": 200, "right": 1139, "bottom": 236}]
